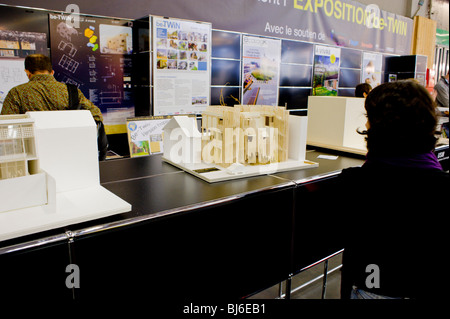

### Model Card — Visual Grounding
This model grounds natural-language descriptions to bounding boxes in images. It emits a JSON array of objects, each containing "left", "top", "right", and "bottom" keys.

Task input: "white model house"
[
  {"left": 163, "top": 116, "right": 201, "bottom": 165},
  {"left": 0, "top": 114, "right": 46, "bottom": 214},
  {"left": 0, "top": 114, "right": 38, "bottom": 180}
]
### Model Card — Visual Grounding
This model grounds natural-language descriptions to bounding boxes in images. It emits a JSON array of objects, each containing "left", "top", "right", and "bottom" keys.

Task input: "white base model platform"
[
  {"left": 0, "top": 186, "right": 131, "bottom": 242},
  {"left": 162, "top": 158, "right": 318, "bottom": 183},
  {"left": 162, "top": 114, "right": 318, "bottom": 182},
  {"left": 0, "top": 111, "right": 131, "bottom": 242}
]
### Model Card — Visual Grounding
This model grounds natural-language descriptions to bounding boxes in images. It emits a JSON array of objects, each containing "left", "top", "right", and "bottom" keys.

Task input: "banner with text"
[{"left": 150, "top": 0, "right": 413, "bottom": 56}]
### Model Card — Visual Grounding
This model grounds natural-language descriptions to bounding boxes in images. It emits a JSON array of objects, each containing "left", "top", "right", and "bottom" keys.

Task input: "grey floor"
[{"left": 249, "top": 252, "right": 342, "bottom": 299}]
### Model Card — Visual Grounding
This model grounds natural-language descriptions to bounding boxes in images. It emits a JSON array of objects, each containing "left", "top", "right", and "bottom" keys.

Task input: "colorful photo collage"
[{"left": 156, "top": 27, "right": 208, "bottom": 71}]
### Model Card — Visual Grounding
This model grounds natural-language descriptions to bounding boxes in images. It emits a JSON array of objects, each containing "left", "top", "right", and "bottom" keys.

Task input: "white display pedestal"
[
  {"left": 0, "top": 111, "right": 131, "bottom": 242},
  {"left": 162, "top": 115, "right": 318, "bottom": 183},
  {"left": 307, "top": 96, "right": 367, "bottom": 155}
]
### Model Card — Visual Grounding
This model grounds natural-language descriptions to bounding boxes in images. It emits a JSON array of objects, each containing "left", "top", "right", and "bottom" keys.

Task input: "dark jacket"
[{"left": 337, "top": 162, "right": 449, "bottom": 299}]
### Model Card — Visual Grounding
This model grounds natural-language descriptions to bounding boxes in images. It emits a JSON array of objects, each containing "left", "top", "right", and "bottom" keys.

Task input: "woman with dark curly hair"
[{"left": 337, "top": 81, "right": 448, "bottom": 299}]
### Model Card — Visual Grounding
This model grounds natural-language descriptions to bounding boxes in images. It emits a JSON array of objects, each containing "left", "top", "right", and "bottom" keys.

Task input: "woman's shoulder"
[{"left": 339, "top": 163, "right": 449, "bottom": 187}]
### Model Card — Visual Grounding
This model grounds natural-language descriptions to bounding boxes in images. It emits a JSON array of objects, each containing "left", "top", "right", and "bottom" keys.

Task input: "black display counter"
[{"left": 0, "top": 146, "right": 447, "bottom": 302}]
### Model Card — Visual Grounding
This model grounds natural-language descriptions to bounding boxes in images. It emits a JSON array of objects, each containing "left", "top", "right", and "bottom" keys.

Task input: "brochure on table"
[
  {"left": 126, "top": 114, "right": 196, "bottom": 157},
  {"left": 0, "top": 110, "right": 131, "bottom": 242},
  {"left": 152, "top": 16, "right": 212, "bottom": 115}
]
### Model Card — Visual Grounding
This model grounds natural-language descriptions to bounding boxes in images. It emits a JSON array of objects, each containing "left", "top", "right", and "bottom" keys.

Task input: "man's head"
[
  {"left": 355, "top": 83, "right": 372, "bottom": 98},
  {"left": 24, "top": 54, "right": 54, "bottom": 78}
]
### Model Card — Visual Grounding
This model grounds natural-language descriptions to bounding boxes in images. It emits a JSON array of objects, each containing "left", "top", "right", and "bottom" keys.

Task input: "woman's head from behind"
[{"left": 364, "top": 81, "right": 437, "bottom": 156}]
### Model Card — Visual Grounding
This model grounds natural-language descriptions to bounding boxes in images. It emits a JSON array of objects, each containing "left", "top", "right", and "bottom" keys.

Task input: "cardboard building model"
[
  {"left": 0, "top": 111, "right": 131, "bottom": 242},
  {"left": 201, "top": 105, "right": 289, "bottom": 167},
  {"left": 0, "top": 114, "right": 38, "bottom": 181},
  {"left": 162, "top": 105, "right": 318, "bottom": 183}
]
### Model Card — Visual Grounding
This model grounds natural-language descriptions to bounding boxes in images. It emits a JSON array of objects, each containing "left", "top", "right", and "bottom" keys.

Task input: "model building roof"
[{"left": 163, "top": 116, "right": 201, "bottom": 138}]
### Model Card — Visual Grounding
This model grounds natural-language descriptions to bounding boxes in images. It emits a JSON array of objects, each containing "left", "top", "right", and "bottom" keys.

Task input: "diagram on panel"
[
  {"left": 99, "top": 84, "right": 122, "bottom": 105},
  {"left": 58, "top": 54, "right": 80, "bottom": 73},
  {"left": 56, "top": 22, "right": 77, "bottom": 42},
  {"left": 57, "top": 40, "right": 77, "bottom": 57}
]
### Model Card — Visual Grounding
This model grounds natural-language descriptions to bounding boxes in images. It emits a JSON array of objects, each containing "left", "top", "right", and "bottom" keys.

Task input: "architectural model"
[
  {"left": 0, "top": 110, "right": 131, "bottom": 242},
  {"left": 0, "top": 114, "right": 47, "bottom": 215},
  {"left": 0, "top": 114, "right": 38, "bottom": 180},
  {"left": 162, "top": 105, "right": 318, "bottom": 183},
  {"left": 201, "top": 105, "right": 289, "bottom": 167}
]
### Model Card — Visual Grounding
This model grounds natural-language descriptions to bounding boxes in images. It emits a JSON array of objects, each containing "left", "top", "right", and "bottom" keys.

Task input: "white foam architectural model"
[
  {"left": 307, "top": 96, "right": 367, "bottom": 155},
  {"left": 0, "top": 110, "right": 131, "bottom": 242},
  {"left": 0, "top": 115, "right": 46, "bottom": 213},
  {"left": 162, "top": 105, "right": 318, "bottom": 183}
]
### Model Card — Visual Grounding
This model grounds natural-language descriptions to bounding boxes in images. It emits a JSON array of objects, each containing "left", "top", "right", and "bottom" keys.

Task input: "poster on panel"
[
  {"left": 0, "top": 30, "right": 47, "bottom": 112},
  {"left": 242, "top": 35, "right": 281, "bottom": 106},
  {"left": 313, "top": 45, "right": 340, "bottom": 96},
  {"left": 362, "top": 52, "right": 382, "bottom": 89},
  {"left": 48, "top": 13, "right": 134, "bottom": 133},
  {"left": 152, "top": 16, "right": 211, "bottom": 115}
]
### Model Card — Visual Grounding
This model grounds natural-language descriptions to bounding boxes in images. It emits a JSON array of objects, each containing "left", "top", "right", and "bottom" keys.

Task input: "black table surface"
[{"left": 1, "top": 150, "right": 364, "bottom": 249}]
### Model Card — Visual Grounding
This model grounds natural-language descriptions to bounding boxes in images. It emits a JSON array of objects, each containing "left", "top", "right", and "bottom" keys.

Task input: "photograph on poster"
[
  {"left": 99, "top": 24, "right": 132, "bottom": 55},
  {"left": 362, "top": 52, "right": 382, "bottom": 88},
  {"left": 313, "top": 45, "right": 340, "bottom": 96},
  {"left": 242, "top": 36, "right": 281, "bottom": 106}
]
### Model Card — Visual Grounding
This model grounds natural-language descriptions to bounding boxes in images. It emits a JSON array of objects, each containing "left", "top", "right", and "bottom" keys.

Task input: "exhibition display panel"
[{"left": 0, "top": 0, "right": 448, "bottom": 305}]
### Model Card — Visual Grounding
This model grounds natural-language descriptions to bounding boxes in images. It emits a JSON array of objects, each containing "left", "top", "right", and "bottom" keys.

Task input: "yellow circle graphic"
[{"left": 330, "top": 54, "right": 336, "bottom": 64}]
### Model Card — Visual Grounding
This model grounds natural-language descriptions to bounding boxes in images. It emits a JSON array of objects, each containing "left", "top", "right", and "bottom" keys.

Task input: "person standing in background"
[
  {"left": 1, "top": 54, "right": 107, "bottom": 160},
  {"left": 355, "top": 83, "right": 372, "bottom": 98}
]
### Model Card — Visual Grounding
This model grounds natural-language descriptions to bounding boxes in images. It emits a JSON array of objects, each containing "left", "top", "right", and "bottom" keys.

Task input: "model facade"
[
  {"left": 201, "top": 105, "right": 289, "bottom": 167},
  {"left": 0, "top": 114, "right": 37, "bottom": 180}
]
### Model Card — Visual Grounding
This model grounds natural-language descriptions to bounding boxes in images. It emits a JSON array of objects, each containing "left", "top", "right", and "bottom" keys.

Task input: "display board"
[
  {"left": 242, "top": 35, "right": 281, "bottom": 106},
  {"left": 152, "top": 16, "right": 211, "bottom": 115},
  {"left": 313, "top": 45, "right": 341, "bottom": 96},
  {"left": 0, "top": 30, "right": 48, "bottom": 112},
  {"left": 0, "top": 58, "right": 28, "bottom": 112},
  {"left": 362, "top": 52, "right": 383, "bottom": 88},
  {"left": 0, "top": 30, "right": 48, "bottom": 58},
  {"left": 48, "top": 13, "right": 134, "bottom": 131}
]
